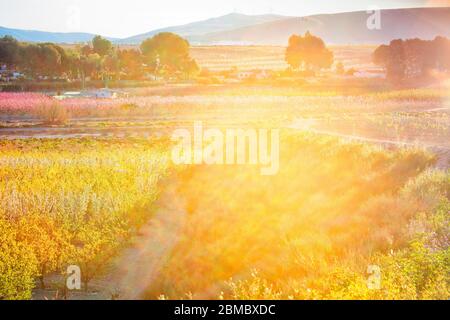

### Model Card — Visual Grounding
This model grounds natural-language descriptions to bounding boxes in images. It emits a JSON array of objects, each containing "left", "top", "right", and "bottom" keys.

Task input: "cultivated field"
[
  {"left": 190, "top": 45, "right": 377, "bottom": 72},
  {"left": 0, "top": 45, "right": 449, "bottom": 300},
  {"left": 102, "top": 45, "right": 377, "bottom": 72}
]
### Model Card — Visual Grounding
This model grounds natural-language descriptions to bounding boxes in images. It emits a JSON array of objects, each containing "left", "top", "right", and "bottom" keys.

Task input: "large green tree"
[
  {"left": 140, "top": 32, "right": 197, "bottom": 78},
  {"left": 19, "top": 43, "right": 63, "bottom": 77},
  {"left": 118, "top": 49, "right": 144, "bottom": 79},
  {"left": 0, "top": 36, "right": 20, "bottom": 68},
  {"left": 92, "top": 35, "right": 112, "bottom": 57},
  {"left": 285, "top": 31, "right": 334, "bottom": 71}
]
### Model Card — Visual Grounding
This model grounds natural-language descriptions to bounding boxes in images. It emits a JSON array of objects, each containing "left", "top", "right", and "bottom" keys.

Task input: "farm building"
[
  {"left": 233, "top": 69, "right": 273, "bottom": 80},
  {"left": 54, "top": 88, "right": 128, "bottom": 100},
  {"left": 0, "top": 65, "right": 24, "bottom": 82}
]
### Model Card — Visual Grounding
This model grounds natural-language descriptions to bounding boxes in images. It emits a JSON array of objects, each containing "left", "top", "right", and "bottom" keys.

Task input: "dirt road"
[
  {"left": 32, "top": 179, "right": 187, "bottom": 300},
  {"left": 289, "top": 120, "right": 450, "bottom": 169}
]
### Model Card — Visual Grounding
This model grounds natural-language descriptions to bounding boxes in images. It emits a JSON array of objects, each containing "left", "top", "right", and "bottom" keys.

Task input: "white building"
[{"left": 54, "top": 88, "right": 128, "bottom": 100}]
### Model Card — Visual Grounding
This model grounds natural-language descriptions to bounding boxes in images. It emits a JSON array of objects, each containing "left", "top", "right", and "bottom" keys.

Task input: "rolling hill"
[
  {"left": 119, "top": 13, "right": 288, "bottom": 44},
  {"left": 0, "top": 26, "right": 118, "bottom": 43},
  {"left": 1, "top": 7, "right": 449, "bottom": 45},
  {"left": 192, "top": 7, "right": 450, "bottom": 45}
]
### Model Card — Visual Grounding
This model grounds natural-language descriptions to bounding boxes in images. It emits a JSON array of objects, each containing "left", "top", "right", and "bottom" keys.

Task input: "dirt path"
[
  {"left": 32, "top": 178, "right": 187, "bottom": 300},
  {"left": 102, "top": 179, "right": 187, "bottom": 299},
  {"left": 289, "top": 120, "right": 450, "bottom": 169}
]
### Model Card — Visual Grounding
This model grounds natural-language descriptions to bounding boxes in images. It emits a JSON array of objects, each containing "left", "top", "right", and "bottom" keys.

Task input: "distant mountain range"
[
  {"left": 119, "top": 13, "right": 287, "bottom": 44},
  {"left": 0, "top": 26, "right": 118, "bottom": 43},
  {"left": 1, "top": 7, "right": 449, "bottom": 45},
  {"left": 193, "top": 7, "right": 450, "bottom": 45}
]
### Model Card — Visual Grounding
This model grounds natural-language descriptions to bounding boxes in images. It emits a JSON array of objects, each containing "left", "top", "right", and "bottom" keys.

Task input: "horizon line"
[{"left": 1, "top": 5, "right": 448, "bottom": 40}]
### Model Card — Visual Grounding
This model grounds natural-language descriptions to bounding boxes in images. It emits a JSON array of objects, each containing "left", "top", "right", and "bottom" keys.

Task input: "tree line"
[
  {"left": 373, "top": 36, "right": 450, "bottom": 82},
  {"left": 2, "top": 30, "right": 449, "bottom": 84},
  {"left": 285, "top": 32, "right": 450, "bottom": 83},
  {"left": 0, "top": 33, "right": 200, "bottom": 83},
  {"left": 1, "top": 31, "right": 336, "bottom": 83}
]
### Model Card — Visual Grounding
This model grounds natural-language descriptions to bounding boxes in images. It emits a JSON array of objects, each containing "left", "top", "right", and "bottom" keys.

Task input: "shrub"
[
  {"left": 0, "top": 219, "right": 38, "bottom": 300},
  {"left": 120, "top": 103, "right": 139, "bottom": 112},
  {"left": 16, "top": 214, "right": 72, "bottom": 289},
  {"left": 36, "top": 102, "right": 69, "bottom": 125},
  {"left": 0, "top": 138, "right": 169, "bottom": 298}
]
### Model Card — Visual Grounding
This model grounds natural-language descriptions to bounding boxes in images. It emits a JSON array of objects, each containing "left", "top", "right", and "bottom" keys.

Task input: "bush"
[
  {"left": 346, "top": 68, "right": 357, "bottom": 76},
  {"left": 120, "top": 103, "right": 139, "bottom": 112},
  {"left": 0, "top": 219, "right": 38, "bottom": 300},
  {"left": 0, "top": 138, "right": 169, "bottom": 298},
  {"left": 16, "top": 214, "right": 72, "bottom": 289},
  {"left": 36, "top": 102, "right": 69, "bottom": 125}
]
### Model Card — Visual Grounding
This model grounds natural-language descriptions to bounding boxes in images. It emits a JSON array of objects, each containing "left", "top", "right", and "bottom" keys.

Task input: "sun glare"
[{"left": 0, "top": 0, "right": 448, "bottom": 304}]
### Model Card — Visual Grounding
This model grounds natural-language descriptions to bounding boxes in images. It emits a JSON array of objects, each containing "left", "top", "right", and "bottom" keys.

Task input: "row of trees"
[
  {"left": 0, "top": 139, "right": 169, "bottom": 299},
  {"left": 1, "top": 30, "right": 336, "bottom": 83},
  {"left": 373, "top": 36, "right": 450, "bottom": 82},
  {"left": 4, "top": 30, "right": 449, "bottom": 84},
  {"left": 0, "top": 33, "right": 200, "bottom": 82},
  {"left": 284, "top": 32, "right": 450, "bottom": 82}
]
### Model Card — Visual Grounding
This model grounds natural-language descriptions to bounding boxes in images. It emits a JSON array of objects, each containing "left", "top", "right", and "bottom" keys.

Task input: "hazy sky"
[{"left": 0, "top": 0, "right": 448, "bottom": 38}]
